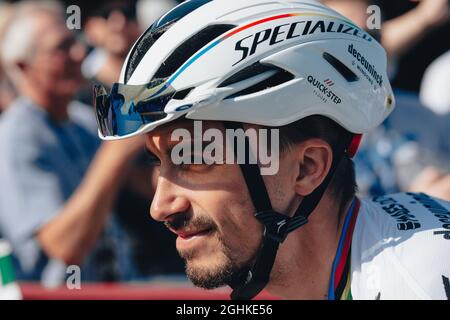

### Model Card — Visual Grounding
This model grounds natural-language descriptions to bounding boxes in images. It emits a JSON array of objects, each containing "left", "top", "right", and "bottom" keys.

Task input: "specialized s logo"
[
  {"left": 234, "top": 19, "right": 372, "bottom": 66},
  {"left": 276, "top": 219, "right": 287, "bottom": 234},
  {"left": 306, "top": 75, "right": 342, "bottom": 105}
]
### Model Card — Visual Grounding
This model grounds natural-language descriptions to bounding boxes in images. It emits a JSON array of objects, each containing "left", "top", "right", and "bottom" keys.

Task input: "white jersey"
[{"left": 350, "top": 193, "right": 450, "bottom": 300}]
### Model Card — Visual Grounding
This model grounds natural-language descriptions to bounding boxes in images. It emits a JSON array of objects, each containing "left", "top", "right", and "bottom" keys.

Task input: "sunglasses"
[{"left": 93, "top": 79, "right": 176, "bottom": 138}]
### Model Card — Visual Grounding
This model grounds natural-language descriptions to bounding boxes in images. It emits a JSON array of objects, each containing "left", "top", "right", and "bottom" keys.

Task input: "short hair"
[
  {"left": 0, "top": 0, "right": 63, "bottom": 84},
  {"left": 278, "top": 115, "right": 358, "bottom": 213}
]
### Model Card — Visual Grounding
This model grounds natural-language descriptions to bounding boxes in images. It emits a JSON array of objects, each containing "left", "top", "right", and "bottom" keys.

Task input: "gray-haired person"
[{"left": 0, "top": 1, "right": 144, "bottom": 284}]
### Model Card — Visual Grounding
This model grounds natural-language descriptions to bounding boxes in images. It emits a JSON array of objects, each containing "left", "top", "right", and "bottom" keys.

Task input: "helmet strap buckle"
[{"left": 255, "top": 210, "right": 292, "bottom": 244}]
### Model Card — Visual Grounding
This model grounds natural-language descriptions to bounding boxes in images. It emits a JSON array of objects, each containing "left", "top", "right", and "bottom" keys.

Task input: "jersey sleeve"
[{"left": 351, "top": 192, "right": 450, "bottom": 300}]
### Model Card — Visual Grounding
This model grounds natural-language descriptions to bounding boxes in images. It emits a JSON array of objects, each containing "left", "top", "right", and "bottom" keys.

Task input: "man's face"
[
  {"left": 104, "top": 10, "right": 141, "bottom": 58},
  {"left": 27, "top": 13, "right": 85, "bottom": 97},
  {"left": 86, "top": 8, "right": 141, "bottom": 58},
  {"left": 146, "top": 121, "right": 273, "bottom": 288}
]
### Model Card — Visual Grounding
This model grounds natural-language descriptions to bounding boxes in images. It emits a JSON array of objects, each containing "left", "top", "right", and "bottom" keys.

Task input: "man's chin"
[
  {"left": 176, "top": 231, "right": 260, "bottom": 290},
  {"left": 183, "top": 255, "right": 253, "bottom": 290},
  {"left": 185, "top": 261, "right": 235, "bottom": 290}
]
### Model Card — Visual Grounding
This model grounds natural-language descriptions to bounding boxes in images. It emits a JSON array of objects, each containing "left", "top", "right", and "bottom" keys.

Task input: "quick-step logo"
[
  {"left": 348, "top": 44, "right": 383, "bottom": 87},
  {"left": 373, "top": 195, "right": 421, "bottom": 231},
  {"left": 307, "top": 76, "right": 342, "bottom": 105}
]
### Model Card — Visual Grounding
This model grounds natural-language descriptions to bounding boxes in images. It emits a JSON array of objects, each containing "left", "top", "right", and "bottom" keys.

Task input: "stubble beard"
[{"left": 179, "top": 231, "right": 257, "bottom": 290}]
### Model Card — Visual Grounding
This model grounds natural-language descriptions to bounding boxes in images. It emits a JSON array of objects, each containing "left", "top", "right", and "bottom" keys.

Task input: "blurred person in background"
[
  {"left": 321, "top": 0, "right": 373, "bottom": 32},
  {"left": 323, "top": 0, "right": 450, "bottom": 76},
  {"left": 380, "top": 0, "right": 450, "bottom": 62},
  {"left": 420, "top": 50, "right": 450, "bottom": 116},
  {"left": 0, "top": 1, "right": 17, "bottom": 114},
  {"left": 0, "top": 1, "right": 145, "bottom": 284},
  {"left": 378, "top": 0, "right": 450, "bottom": 92},
  {"left": 322, "top": 0, "right": 450, "bottom": 201},
  {"left": 380, "top": 0, "right": 450, "bottom": 201},
  {"left": 69, "top": 0, "right": 185, "bottom": 277},
  {"left": 77, "top": 0, "right": 141, "bottom": 89},
  {"left": 322, "top": 0, "right": 450, "bottom": 115}
]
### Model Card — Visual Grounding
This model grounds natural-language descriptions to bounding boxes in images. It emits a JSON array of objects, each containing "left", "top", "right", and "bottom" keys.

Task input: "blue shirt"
[
  {"left": 0, "top": 97, "right": 123, "bottom": 283},
  {"left": 354, "top": 90, "right": 450, "bottom": 197}
]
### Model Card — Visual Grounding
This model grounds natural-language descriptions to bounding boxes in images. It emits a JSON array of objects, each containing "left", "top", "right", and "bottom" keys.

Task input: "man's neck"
[{"left": 265, "top": 195, "right": 355, "bottom": 299}]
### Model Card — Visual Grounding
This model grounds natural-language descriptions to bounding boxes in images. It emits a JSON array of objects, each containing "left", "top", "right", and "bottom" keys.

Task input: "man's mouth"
[{"left": 176, "top": 228, "right": 213, "bottom": 240}]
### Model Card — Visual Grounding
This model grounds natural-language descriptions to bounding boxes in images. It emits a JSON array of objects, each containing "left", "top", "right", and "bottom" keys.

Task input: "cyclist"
[{"left": 93, "top": 0, "right": 450, "bottom": 299}]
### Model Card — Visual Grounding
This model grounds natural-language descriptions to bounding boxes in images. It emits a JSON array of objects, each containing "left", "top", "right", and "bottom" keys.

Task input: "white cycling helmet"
[
  {"left": 94, "top": 0, "right": 394, "bottom": 140},
  {"left": 94, "top": 0, "right": 395, "bottom": 300}
]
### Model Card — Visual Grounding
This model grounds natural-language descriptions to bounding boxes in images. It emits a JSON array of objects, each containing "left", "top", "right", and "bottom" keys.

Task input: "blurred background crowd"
[{"left": 0, "top": 0, "right": 448, "bottom": 287}]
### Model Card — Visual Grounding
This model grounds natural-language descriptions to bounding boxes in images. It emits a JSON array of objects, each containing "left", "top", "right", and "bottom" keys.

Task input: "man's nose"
[{"left": 150, "top": 176, "right": 190, "bottom": 222}]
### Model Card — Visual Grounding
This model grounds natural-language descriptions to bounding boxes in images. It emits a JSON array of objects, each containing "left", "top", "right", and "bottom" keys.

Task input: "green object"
[
  {"left": 347, "top": 290, "right": 353, "bottom": 300},
  {"left": 0, "top": 254, "right": 16, "bottom": 286}
]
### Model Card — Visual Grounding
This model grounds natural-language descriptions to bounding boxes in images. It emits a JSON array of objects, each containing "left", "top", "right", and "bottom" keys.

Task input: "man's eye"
[{"left": 177, "top": 154, "right": 212, "bottom": 172}]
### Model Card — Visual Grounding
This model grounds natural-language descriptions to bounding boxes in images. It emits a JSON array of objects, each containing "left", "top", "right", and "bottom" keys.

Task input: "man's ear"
[{"left": 294, "top": 138, "right": 333, "bottom": 197}]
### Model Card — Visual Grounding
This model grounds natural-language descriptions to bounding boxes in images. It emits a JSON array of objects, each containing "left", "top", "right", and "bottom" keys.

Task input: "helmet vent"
[
  {"left": 219, "top": 63, "right": 275, "bottom": 88},
  {"left": 173, "top": 87, "right": 194, "bottom": 100},
  {"left": 153, "top": 24, "right": 236, "bottom": 80},
  {"left": 125, "top": 21, "right": 177, "bottom": 84},
  {"left": 153, "top": 0, "right": 213, "bottom": 30},
  {"left": 225, "top": 67, "right": 295, "bottom": 100},
  {"left": 125, "top": 0, "right": 215, "bottom": 83},
  {"left": 322, "top": 52, "right": 359, "bottom": 82}
]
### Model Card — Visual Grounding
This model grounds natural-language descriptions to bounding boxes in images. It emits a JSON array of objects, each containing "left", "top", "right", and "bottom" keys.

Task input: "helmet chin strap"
[{"left": 223, "top": 122, "right": 354, "bottom": 300}]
